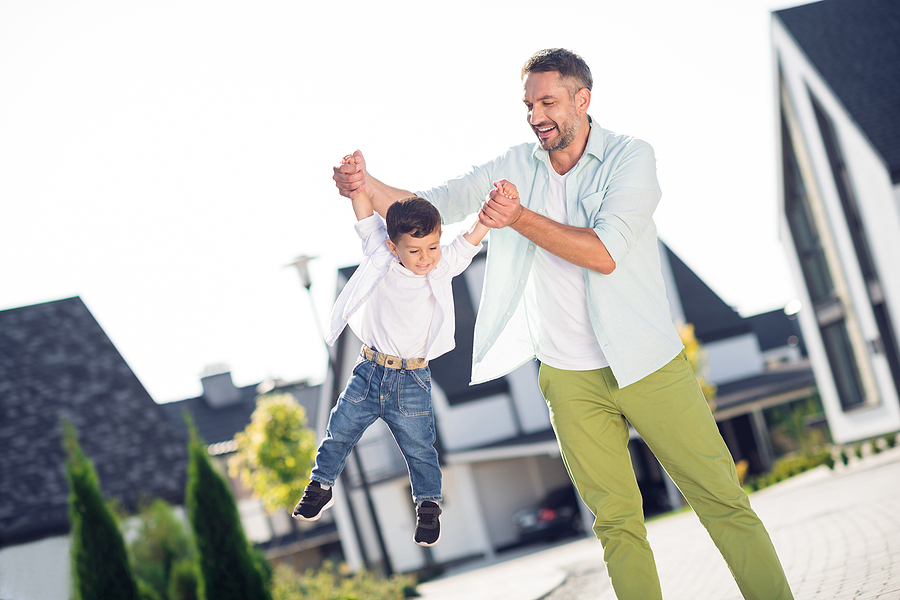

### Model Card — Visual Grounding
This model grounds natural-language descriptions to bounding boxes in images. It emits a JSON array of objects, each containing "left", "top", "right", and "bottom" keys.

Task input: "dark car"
[{"left": 513, "top": 485, "right": 584, "bottom": 543}]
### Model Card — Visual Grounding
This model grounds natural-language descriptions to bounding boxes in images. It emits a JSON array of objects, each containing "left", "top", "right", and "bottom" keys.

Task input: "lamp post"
[{"left": 287, "top": 255, "right": 394, "bottom": 577}]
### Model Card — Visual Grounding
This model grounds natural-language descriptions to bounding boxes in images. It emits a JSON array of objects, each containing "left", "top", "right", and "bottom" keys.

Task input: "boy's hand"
[
  {"left": 480, "top": 179, "right": 523, "bottom": 229},
  {"left": 333, "top": 150, "right": 367, "bottom": 199}
]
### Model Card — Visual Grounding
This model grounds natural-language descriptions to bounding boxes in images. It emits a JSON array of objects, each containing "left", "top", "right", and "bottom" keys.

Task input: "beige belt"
[{"left": 361, "top": 345, "right": 428, "bottom": 370}]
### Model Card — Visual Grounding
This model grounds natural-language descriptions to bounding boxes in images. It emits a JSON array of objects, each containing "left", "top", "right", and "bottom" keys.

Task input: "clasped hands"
[{"left": 332, "top": 149, "right": 522, "bottom": 229}]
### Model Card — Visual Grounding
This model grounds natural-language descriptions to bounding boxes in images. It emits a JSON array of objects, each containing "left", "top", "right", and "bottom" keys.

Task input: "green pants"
[{"left": 539, "top": 352, "right": 793, "bottom": 600}]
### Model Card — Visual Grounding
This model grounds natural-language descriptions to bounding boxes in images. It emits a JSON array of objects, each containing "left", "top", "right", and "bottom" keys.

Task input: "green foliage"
[
  {"left": 885, "top": 432, "right": 898, "bottom": 448},
  {"left": 870, "top": 438, "right": 882, "bottom": 454},
  {"left": 228, "top": 393, "right": 318, "bottom": 513},
  {"left": 853, "top": 442, "right": 864, "bottom": 459},
  {"left": 168, "top": 559, "right": 199, "bottom": 600},
  {"left": 125, "top": 498, "right": 196, "bottom": 600},
  {"left": 63, "top": 420, "right": 139, "bottom": 600},
  {"left": 270, "top": 561, "right": 418, "bottom": 600},
  {"left": 185, "top": 415, "right": 271, "bottom": 600},
  {"left": 743, "top": 447, "right": 834, "bottom": 492}
]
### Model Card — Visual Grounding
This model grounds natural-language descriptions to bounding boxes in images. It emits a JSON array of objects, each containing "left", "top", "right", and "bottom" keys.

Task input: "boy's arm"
[
  {"left": 463, "top": 219, "right": 490, "bottom": 246},
  {"left": 343, "top": 155, "right": 375, "bottom": 221}
]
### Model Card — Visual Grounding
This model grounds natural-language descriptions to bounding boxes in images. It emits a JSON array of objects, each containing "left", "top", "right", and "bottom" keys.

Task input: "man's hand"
[
  {"left": 333, "top": 150, "right": 367, "bottom": 199},
  {"left": 480, "top": 179, "right": 523, "bottom": 229}
]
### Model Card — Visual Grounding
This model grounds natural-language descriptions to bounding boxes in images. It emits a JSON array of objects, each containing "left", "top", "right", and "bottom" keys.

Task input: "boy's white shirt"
[{"left": 326, "top": 214, "right": 482, "bottom": 360}]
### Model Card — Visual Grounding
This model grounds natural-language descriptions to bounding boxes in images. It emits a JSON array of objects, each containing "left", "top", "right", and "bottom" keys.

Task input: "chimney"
[{"left": 200, "top": 364, "right": 241, "bottom": 408}]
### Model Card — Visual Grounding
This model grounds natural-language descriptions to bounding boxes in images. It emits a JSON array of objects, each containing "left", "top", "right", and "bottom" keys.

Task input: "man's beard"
[{"left": 537, "top": 108, "right": 580, "bottom": 151}]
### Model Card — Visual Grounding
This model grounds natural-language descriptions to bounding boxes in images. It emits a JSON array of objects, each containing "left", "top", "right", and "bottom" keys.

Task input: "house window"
[
  {"left": 780, "top": 104, "right": 866, "bottom": 411},
  {"left": 810, "top": 90, "right": 900, "bottom": 396},
  {"left": 782, "top": 110, "right": 833, "bottom": 303},
  {"left": 821, "top": 321, "right": 865, "bottom": 409}
]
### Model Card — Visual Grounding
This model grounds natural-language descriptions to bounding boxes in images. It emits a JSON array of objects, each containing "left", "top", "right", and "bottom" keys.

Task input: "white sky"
[{"left": 1, "top": 0, "right": 802, "bottom": 403}]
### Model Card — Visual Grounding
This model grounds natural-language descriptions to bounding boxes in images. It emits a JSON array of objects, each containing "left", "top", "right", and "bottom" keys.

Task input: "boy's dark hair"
[
  {"left": 521, "top": 48, "right": 593, "bottom": 96},
  {"left": 386, "top": 196, "right": 441, "bottom": 242}
]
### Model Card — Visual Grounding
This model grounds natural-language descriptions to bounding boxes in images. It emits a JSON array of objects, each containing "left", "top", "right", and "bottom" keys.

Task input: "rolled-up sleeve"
[{"left": 584, "top": 140, "right": 662, "bottom": 265}]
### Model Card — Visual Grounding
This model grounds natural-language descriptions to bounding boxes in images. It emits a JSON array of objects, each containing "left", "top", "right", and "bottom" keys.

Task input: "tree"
[
  {"left": 678, "top": 322, "right": 718, "bottom": 411},
  {"left": 185, "top": 415, "right": 271, "bottom": 600},
  {"left": 125, "top": 498, "right": 197, "bottom": 600},
  {"left": 228, "top": 393, "right": 317, "bottom": 513},
  {"left": 63, "top": 419, "right": 139, "bottom": 600}
]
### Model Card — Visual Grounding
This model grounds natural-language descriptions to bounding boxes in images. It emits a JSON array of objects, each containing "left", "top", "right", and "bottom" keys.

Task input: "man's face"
[
  {"left": 523, "top": 71, "right": 582, "bottom": 152},
  {"left": 387, "top": 229, "right": 442, "bottom": 276}
]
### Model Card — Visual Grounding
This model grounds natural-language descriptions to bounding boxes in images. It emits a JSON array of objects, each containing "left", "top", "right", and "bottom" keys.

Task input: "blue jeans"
[{"left": 310, "top": 354, "right": 442, "bottom": 503}]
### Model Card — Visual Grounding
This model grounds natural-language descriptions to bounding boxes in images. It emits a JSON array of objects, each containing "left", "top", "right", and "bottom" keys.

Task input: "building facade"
[{"left": 773, "top": 0, "right": 900, "bottom": 443}]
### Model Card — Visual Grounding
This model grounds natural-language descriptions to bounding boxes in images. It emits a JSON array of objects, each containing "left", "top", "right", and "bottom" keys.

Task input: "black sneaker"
[
  {"left": 292, "top": 481, "right": 334, "bottom": 522},
  {"left": 414, "top": 501, "right": 442, "bottom": 547}
]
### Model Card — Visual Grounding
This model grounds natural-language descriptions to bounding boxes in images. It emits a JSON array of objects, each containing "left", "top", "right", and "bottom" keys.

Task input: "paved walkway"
[{"left": 418, "top": 445, "right": 900, "bottom": 600}]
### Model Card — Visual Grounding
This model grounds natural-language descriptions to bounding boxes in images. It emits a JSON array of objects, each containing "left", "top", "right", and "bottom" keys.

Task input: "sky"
[{"left": 1, "top": 0, "right": 802, "bottom": 404}]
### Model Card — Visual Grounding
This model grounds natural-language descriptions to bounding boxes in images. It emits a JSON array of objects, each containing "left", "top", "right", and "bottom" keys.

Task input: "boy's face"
[{"left": 387, "top": 229, "right": 441, "bottom": 275}]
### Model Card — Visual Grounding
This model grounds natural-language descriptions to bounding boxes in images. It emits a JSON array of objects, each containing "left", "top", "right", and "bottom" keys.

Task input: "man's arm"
[
  {"left": 333, "top": 150, "right": 414, "bottom": 217},
  {"left": 481, "top": 191, "right": 616, "bottom": 274}
]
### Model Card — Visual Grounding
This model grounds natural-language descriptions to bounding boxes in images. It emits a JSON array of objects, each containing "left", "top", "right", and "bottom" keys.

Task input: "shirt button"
[
  {"left": 520, "top": 279, "right": 525, "bottom": 284},
  {"left": 486, "top": 342, "right": 491, "bottom": 347},
  {"left": 529, "top": 245, "right": 534, "bottom": 250},
  {"left": 506, "top": 312, "right": 511, "bottom": 316}
]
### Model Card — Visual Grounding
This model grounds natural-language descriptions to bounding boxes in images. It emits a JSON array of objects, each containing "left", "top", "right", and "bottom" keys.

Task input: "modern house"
[
  {"left": 322, "top": 239, "right": 818, "bottom": 575},
  {"left": 0, "top": 297, "right": 188, "bottom": 600},
  {"left": 772, "top": 0, "right": 900, "bottom": 443}
]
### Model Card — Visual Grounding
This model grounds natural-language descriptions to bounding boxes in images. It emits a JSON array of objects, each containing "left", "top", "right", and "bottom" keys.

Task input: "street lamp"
[{"left": 287, "top": 255, "right": 394, "bottom": 576}]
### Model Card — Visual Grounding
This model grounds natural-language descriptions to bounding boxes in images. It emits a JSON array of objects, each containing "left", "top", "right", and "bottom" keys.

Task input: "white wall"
[
  {"left": 773, "top": 17, "right": 900, "bottom": 442},
  {"left": 0, "top": 536, "right": 71, "bottom": 600},
  {"left": 705, "top": 333, "right": 764, "bottom": 385}
]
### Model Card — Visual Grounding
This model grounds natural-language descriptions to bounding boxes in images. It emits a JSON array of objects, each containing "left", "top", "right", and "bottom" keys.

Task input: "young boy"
[{"left": 293, "top": 155, "right": 518, "bottom": 546}]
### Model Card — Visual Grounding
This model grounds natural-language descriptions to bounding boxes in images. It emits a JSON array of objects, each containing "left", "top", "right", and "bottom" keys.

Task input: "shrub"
[
  {"left": 885, "top": 432, "right": 898, "bottom": 448},
  {"left": 870, "top": 438, "right": 882, "bottom": 454},
  {"left": 185, "top": 415, "right": 271, "bottom": 600},
  {"left": 63, "top": 420, "right": 139, "bottom": 600},
  {"left": 270, "top": 562, "right": 418, "bottom": 600},
  {"left": 839, "top": 447, "right": 849, "bottom": 466}
]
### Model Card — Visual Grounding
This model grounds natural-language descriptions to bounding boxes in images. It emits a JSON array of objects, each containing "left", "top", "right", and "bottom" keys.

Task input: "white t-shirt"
[
  {"left": 532, "top": 167, "right": 609, "bottom": 371},
  {"left": 360, "top": 260, "right": 437, "bottom": 360}
]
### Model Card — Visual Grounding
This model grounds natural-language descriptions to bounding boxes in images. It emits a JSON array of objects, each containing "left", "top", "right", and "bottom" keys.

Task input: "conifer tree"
[
  {"left": 184, "top": 415, "right": 271, "bottom": 600},
  {"left": 63, "top": 420, "right": 139, "bottom": 600}
]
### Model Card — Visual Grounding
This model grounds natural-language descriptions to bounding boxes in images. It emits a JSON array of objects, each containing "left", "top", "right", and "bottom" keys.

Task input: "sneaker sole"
[
  {"left": 292, "top": 495, "right": 335, "bottom": 522},
  {"left": 414, "top": 531, "right": 441, "bottom": 547}
]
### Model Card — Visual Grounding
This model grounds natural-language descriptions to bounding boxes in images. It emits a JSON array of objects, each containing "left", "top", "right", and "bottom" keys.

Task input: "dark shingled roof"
[
  {"left": 664, "top": 244, "right": 752, "bottom": 343},
  {"left": 0, "top": 297, "right": 188, "bottom": 547},
  {"left": 158, "top": 380, "right": 321, "bottom": 447},
  {"left": 746, "top": 309, "right": 807, "bottom": 355},
  {"left": 714, "top": 361, "right": 816, "bottom": 412},
  {"left": 776, "top": 0, "right": 900, "bottom": 183}
]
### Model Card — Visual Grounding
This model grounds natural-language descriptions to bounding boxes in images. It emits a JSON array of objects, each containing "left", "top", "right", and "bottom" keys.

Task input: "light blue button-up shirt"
[{"left": 418, "top": 123, "right": 683, "bottom": 388}]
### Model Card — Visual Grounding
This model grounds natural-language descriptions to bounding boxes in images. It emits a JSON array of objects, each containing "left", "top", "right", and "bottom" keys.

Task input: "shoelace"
[
  {"left": 301, "top": 486, "right": 326, "bottom": 505},
  {"left": 417, "top": 504, "right": 441, "bottom": 526}
]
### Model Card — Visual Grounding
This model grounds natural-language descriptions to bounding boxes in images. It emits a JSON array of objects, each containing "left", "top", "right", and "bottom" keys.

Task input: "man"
[{"left": 333, "top": 48, "right": 793, "bottom": 600}]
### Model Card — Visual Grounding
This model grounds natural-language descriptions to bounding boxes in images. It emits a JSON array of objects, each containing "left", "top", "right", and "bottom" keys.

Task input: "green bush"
[
  {"left": 185, "top": 416, "right": 271, "bottom": 600},
  {"left": 853, "top": 442, "right": 864, "bottom": 459},
  {"left": 271, "top": 561, "right": 418, "bottom": 600},
  {"left": 839, "top": 447, "right": 849, "bottom": 466},
  {"left": 745, "top": 447, "right": 835, "bottom": 492},
  {"left": 63, "top": 420, "right": 140, "bottom": 600},
  {"left": 885, "top": 432, "right": 898, "bottom": 448}
]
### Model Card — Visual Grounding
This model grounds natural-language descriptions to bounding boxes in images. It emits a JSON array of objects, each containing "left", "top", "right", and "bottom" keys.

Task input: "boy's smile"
[{"left": 387, "top": 229, "right": 442, "bottom": 275}]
